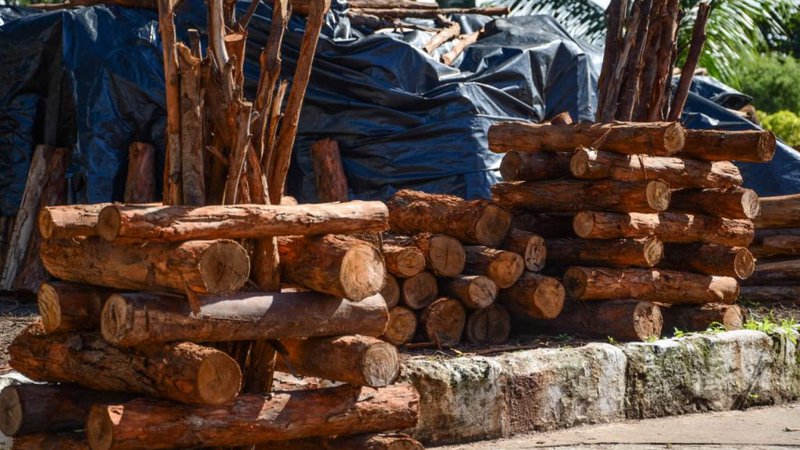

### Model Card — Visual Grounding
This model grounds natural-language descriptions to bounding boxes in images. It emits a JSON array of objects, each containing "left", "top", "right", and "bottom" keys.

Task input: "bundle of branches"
[{"left": 595, "top": 0, "right": 711, "bottom": 123}]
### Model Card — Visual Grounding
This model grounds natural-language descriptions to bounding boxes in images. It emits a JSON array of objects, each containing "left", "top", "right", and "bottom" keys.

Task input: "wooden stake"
[
  {"left": 124, "top": 143, "right": 157, "bottom": 203},
  {"left": 668, "top": 2, "right": 711, "bottom": 121},
  {"left": 156, "top": 0, "right": 182, "bottom": 205},
  {"left": 311, "top": 138, "right": 349, "bottom": 202}
]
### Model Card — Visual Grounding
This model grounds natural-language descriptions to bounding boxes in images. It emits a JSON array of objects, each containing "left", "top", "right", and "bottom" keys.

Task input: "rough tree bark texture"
[
  {"left": 499, "top": 150, "right": 572, "bottom": 182},
  {"left": 659, "top": 303, "right": 744, "bottom": 332},
  {"left": 678, "top": 129, "right": 776, "bottom": 163},
  {"left": 511, "top": 212, "right": 576, "bottom": 238},
  {"left": 546, "top": 237, "right": 663, "bottom": 268},
  {"left": 36, "top": 282, "right": 119, "bottom": 333},
  {"left": 755, "top": 194, "right": 800, "bottom": 229},
  {"left": 124, "top": 142, "right": 157, "bottom": 203},
  {"left": 311, "top": 138, "right": 349, "bottom": 202},
  {"left": 499, "top": 272, "right": 565, "bottom": 320},
  {"left": 11, "top": 432, "right": 89, "bottom": 450},
  {"left": 38, "top": 203, "right": 106, "bottom": 240},
  {"left": 659, "top": 244, "right": 755, "bottom": 279},
  {"left": 669, "top": 187, "right": 760, "bottom": 220},
  {"left": 739, "top": 286, "right": 800, "bottom": 305}
]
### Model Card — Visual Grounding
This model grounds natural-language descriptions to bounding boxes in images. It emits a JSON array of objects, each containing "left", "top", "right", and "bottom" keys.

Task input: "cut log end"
[
  {"left": 563, "top": 267, "right": 589, "bottom": 299},
  {"left": 632, "top": 301, "right": 664, "bottom": 341},
  {"left": 96, "top": 206, "right": 121, "bottom": 242},
  {"left": 643, "top": 238, "right": 665, "bottom": 267},
  {"left": 427, "top": 234, "right": 465, "bottom": 277},
  {"left": 734, "top": 248, "right": 756, "bottom": 279},
  {"left": 529, "top": 275, "right": 566, "bottom": 319},
  {"left": 499, "top": 151, "right": 523, "bottom": 181},
  {"left": 198, "top": 240, "right": 251, "bottom": 295},
  {"left": 569, "top": 148, "right": 592, "bottom": 178},
  {"left": 342, "top": 243, "right": 386, "bottom": 301},
  {"left": 722, "top": 306, "right": 745, "bottom": 330},
  {"left": 381, "top": 274, "right": 401, "bottom": 308},
  {"left": 758, "top": 132, "right": 778, "bottom": 162},
  {"left": 198, "top": 352, "right": 243, "bottom": 405},
  {"left": 646, "top": 180, "right": 671, "bottom": 212},
  {"left": 362, "top": 342, "right": 401, "bottom": 387},
  {"left": 572, "top": 211, "right": 596, "bottom": 238},
  {"left": 475, "top": 204, "right": 512, "bottom": 247},
  {"left": 401, "top": 272, "right": 438, "bottom": 310},
  {"left": 36, "top": 283, "right": 61, "bottom": 333},
  {"left": 663, "top": 122, "right": 686, "bottom": 153},
  {"left": 382, "top": 306, "right": 417, "bottom": 345},
  {"left": 37, "top": 209, "right": 55, "bottom": 240},
  {"left": 422, "top": 298, "right": 466, "bottom": 346},
  {"left": 385, "top": 246, "right": 425, "bottom": 278},
  {"left": 87, "top": 406, "right": 115, "bottom": 450},
  {"left": 490, "top": 251, "right": 525, "bottom": 289},
  {"left": 465, "top": 304, "right": 510, "bottom": 345},
  {"left": 100, "top": 294, "right": 127, "bottom": 345},
  {"left": 0, "top": 386, "right": 22, "bottom": 436},
  {"left": 522, "top": 234, "right": 547, "bottom": 272},
  {"left": 468, "top": 276, "right": 498, "bottom": 309},
  {"left": 741, "top": 189, "right": 761, "bottom": 220}
]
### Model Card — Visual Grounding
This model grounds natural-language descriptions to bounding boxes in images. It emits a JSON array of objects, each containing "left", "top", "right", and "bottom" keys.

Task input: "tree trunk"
[
  {"left": 659, "top": 244, "right": 755, "bottom": 279},
  {"left": 511, "top": 212, "right": 576, "bottom": 238},
  {"left": 124, "top": 142, "right": 157, "bottom": 203},
  {"left": 382, "top": 243, "right": 426, "bottom": 278},
  {"left": 387, "top": 189, "right": 511, "bottom": 247},
  {"left": 311, "top": 138, "right": 349, "bottom": 202},
  {"left": 499, "top": 150, "right": 572, "bottom": 181},
  {"left": 570, "top": 147, "right": 742, "bottom": 189},
  {"left": 40, "top": 237, "right": 250, "bottom": 295},
  {"left": 0, "top": 384, "right": 134, "bottom": 437},
  {"left": 492, "top": 180, "right": 671, "bottom": 213},
  {"left": 499, "top": 272, "right": 564, "bottom": 320},
  {"left": 678, "top": 129, "right": 776, "bottom": 163},
  {"left": 502, "top": 228, "right": 546, "bottom": 272},
  {"left": 278, "top": 235, "right": 385, "bottom": 301},
  {"left": 465, "top": 304, "right": 510, "bottom": 345},
  {"left": 669, "top": 187, "right": 760, "bottom": 220},
  {"left": 750, "top": 234, "right": 800, "bottom": 258},
  {"left": 38, "top": 204, "right": 106, "bottom": 240},
  {"left": 262, "top": 433, "right": 424, "bottom": 450},
  {"left": 463, "top": 245, "right": 524, "bottom": 289},
  {"left": 11, "top": 432, "right": 89, "bottom": 450},
  {"left": 382, "top": 306, "right": 417, "bottom": 345},
  {"left": 36, "top": 282, "right": 119, "bottom": 333},
  {"left": 563, "top": 266, "right": 739, "bottom": 304},
  {"left": 754, "top": 194, "right": 800, "bottom": 229},
  {"left": 400, "top": 271, "right": 438, "bottom": 310},
  {"left": 488, "top": 121, "right": 686, "bottom": 156},
  {"left": 659, "top": 303, "right": 744, "bottom": 332},
  {"left": 10, "top": 322, "right": 241, "bottom": 405},
  {"left": 573, "top": 211, "right": 755, "bottom": 247},
  {"left": 739, "top": 286, "right": 800, "bottom": 305},
  {"left": 421, "top": 297, "right": 466, "bottom": 346},
  {"left": 96, "top": 201, "right": 388, "bottom": 241},
  {"left": 438, "top": 275, "right": 497, "bottom": 309},
  {"left": 381, "top": 273, "right": 400, "bottom": 308},
  {"left": 384, "top": 233, "right": 465, "bottom": 277},
  {"left": 276, "top": 335, "right": 399, "bottom": 387},
  {"left": 546, "top": 237, "right": 663, "bottom": 268},
  {"left": 100, "top": 292, "right": 388, "bottom": 347}
]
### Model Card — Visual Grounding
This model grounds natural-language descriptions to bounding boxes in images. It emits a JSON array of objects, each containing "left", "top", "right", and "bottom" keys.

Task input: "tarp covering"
[{"left": 0, "top": 1, "right": 798, "bottom": 215}]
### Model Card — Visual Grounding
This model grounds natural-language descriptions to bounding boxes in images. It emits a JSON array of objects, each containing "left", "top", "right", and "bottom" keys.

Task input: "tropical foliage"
[
  {"left": 732, "top": 53, "right": 800, "bottom": 114},
  {"left": 759, "top": 110, "right": 800, "bottom": 148}
]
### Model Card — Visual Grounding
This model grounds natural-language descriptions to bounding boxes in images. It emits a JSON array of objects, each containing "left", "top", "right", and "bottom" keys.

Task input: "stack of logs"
[
  {"left": 0, "top": 201, "right": 423, "bottom": 449},
  {"left": 489, "top": 118, "right": 776, "bottom": 340},
  {"left": 744, "top": 194, "right": 800, "bottom": 306}
]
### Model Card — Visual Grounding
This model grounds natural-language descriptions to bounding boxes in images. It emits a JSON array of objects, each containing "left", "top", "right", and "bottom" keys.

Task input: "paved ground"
[{"left": 434, "top": 403, "right": 800, "bottom": 449}]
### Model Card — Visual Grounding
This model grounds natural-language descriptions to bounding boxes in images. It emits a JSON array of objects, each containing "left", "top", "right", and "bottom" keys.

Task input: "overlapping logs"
[
  {"left": 499, "top": 272, "right": 565, "bottom": 320},
  {"left": 385, "top": 233, "right": 465, "bottom": 277},
  {"left": 463, "top": 245, "right": 524, "bottom": 289},
  {"left": 755, "top": 194, "right": 800, "bottom": 229},
  {"left": 438, "top": 275, "right": 497, "bottom": 309},
  {"left": 659, "top": 244, "right": 755, "bottom": 279},
  {"left": 669, "top": 187, "right": 760, "bottom": 220},
  {"left": 659, "top": 303, "right": 744, "bottom": 332},
  {"left": 38, "top": 204, "right": 106, "bottom": 239},
  {"left": 739, "top": 286, "right": 800, "bottom": 305},
  {"left": 499, "top": 150, "right": 572, "bottom": 181},
  {"left": 36, "top": 282, "right": 119, "bottom": 333},
  {"left": 381, "top": 274, "right": 401, "bottom": 308},
  {"left": 678, "top": 129, "right": 777, "bottom": 163},
  {"left": 520, "top": 300, "right": 663, "bottom": 341},
  {"left": 750, "top": 234, "right": 800, "bottom": 258},
  {"left": 511, "top": 212, "right": 575, "bottom": 238},
  {"left": 382, "top": 242, "right": 426, "bottom": 278},
  {"left": 546, "top": 237, "right": 663, "bottom": 268},
  {"left": 502, "top": 228, "right": 546, "bottom": 272}
]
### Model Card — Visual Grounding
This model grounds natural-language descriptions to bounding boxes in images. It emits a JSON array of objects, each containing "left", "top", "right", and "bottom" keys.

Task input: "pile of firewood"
[
  {"left": 488, "top": 117, "right": 776, "bottom": 340},
  {"left": 743, "top": 194, "right": 800, "bottom": 306}
]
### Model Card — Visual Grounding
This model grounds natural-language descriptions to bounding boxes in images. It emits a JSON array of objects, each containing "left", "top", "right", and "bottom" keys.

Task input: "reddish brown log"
[
  {"left": 743, "top": 263, "right": 800, "bottom": 287},
  {"left": 12, "top": 432, "right": 88, "bottom": 450},
  {"left": 660, "top": 303, "right": 744, "bottom": 333},
  {"left": 668, "top": 2, "right": 711, "bottom": 121},
  {"left": 36, "top": 282, "right": 119, "bottom": 333},
  {"left": 669, "top": 187, "right": 760, "bottom": 220},
  {"left": 463, "top": 245, "right": 524, "bottom": 289},
  {"left": 499, "top": 272, "right": 564, "bottom": 320},
  {"left": 384, "top": 233, "right": 465, "bottom": 277},
  {"left": 502, "top": 228, "right": 546, "bottom": 272},
  {"left": 546, "top": 237, "right": 663, "bottom": 268},
  {"left": 10, "top": 322, "right": 241, "bottom": 405},
  {"left": 156, "top": 0, "right": 181, "bottom": 205},
  {"left": 311, "top": 139, "right": 349, "bottom": 202},
  {"left": 387, "top": 189, "right": 511, "bottom": 247},
  {"left": 438, "top": 275, "right": 497, "bottom": 309},
  {"left": 678, "top": 129, "right": 777, "bottom": 163},
  {"left": 595, "top": 0, "right": 626, "bottom": 121},
  {"left": 382, "top": 306, "right": 417, "bottom": 345},
  {"left": 660, "top": 244, "right": 755, "bottom": 279},
  {"left": 421, "top": 297, "right": 466, "bottom": 346},
  {"left": 511, "top": 212, "right": 576, "bottom": 238},
  {"left": 465, "top": 303, "right": 510, "bottom": 345},
  {"left": 254, "top": 0, "right": 288, "bottom": 171},
  {"left": 499, "top": 150, "right": 573, "bottom": 182},
  {"left": 263, "top": 433, "right": 424, "bottom": 450},
  {"left": 739, "top": 286, "right": 800, "bottom": 305},
  {"left": 38, "top": 204, "right": 106, "bottom": 240},
  {"left": 564, "top": 266, "right": 739, "bottom": 304},
  {"left": 750, "top": 234, "right": 800, "bottom": 258},
  {"left": 400, "top": 271, "right": 438, "bottom": 310},
  {"left": 176, "top": 46, "right": 205, "bottom": 206},
  {"left": 124, "top": 143, "right": 157, "bottom": 203},
  {"left": 382, "top": 243, "right": 426, "bottom": 278},
  {"left": 615, "top": 0, "right": 653, "bottom": 121},
  {"left": 755, "top": 194, "right": 800, "bottom": 229},
  {"left": 382, "top": 274, "right": 401, "bottom": 308},
  {"left": 754, "top": 228, "right": 800, "bottom": 242}
]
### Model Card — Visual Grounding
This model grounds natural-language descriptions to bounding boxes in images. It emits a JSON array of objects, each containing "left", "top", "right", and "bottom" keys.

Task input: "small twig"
[{"left": 236, "top": 0, "right": 261, "bottom": 31}]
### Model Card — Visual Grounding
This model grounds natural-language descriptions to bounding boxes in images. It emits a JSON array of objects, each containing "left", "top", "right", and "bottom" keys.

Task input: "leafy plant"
[
  {"left": 730, "top": 53, "right": 800, "bottom": 114},
  {"left": 760, "top": 110, "right": 800, "bottom": 148},
  {"left": 673, "top": 328, "right": 688, "bottom": 338},
  {"left": 743, "top": 315, "right": 799, "bottom": 344}
]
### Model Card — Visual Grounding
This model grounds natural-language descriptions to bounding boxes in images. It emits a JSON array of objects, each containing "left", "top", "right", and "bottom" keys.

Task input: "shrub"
[
  {"left": 760, "top": 110, "right": 800, "bottom": 148},
  {"left": 730, "top": 53, "right": 800, "bottom": 114}
]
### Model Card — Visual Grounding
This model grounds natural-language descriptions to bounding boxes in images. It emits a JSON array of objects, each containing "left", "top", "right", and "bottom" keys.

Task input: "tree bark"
[
  {"left": 564, "top": 266, "right": 739, "bottom": 304},
  {"left": 669, "top": 187, "right": 760, "bottom": 220},
  {"left": 570, "top": 147, "right": 742, "bottom": 189},
  {"left": 667, "top": 2, "right": 710, "bottom": 121},
  {"left": 463, "top": 245, "right": 524, "bottom": 289},
  {"left": 511, "top": 212, "right": 576, "bottom": 238},
  {"left": 754, "top": 194, "right": 800, "bottom": 229},
  {"left": 311, "top": 138, "right": 349, "bottom": 202},
  {"left": 382, "top": 306, "right": 417, "bottom": 345},
  {"left": 10, "top": 322, "right": 241, "bottom": 405},
  {"left": 38, "top": 204, "right": 106, "bottom": 240},
  {"left": 678, "top": 129, "right": 777, "bottom": 163},
  {"left": 11, "top": 431, "right": 89, "bottom": 450},
  {"left": 438, "top": 275, "right": 497, "bottom": 309},
  {"left": 86, "top": 385, "right": 419, "bottom": 450},
  {"left": 400, "top": 271, "right": 438, "bottom": 310},
  {"left": 387, "top": 189, "right": 511, "bottom": 247},
  {"left": 421, "top": 297, "right": 466, "bottom": 346},
  {"left": 659, "top": 244, "right": 755, "bottom": 279},
  {"left": 659, "top": 303, "right": 744, "bottom": 332},
  {"left": 499, "top": 272, "right": 564, "bottom": 320},
  {"left": 573, "top": 211, "right": 755, "bottom": 247},
  {"left": 124, "top": 142, "right": 157, "bottom": 203},
  {"left": 96, "top": 201, "right": 389, "bottom": 241},
  {"left": 500, "top": 150, "right": 573, "bottom": 182},
  {"left": 100, "top": 292, "right": 388, "bottom": 347},
  {"left": 176, "top": 46, "right": 205, "bottom": 206},
  {"left": 739, "top": 286, "right": 800, "bottom": 305},
  {"left": 384, "top": 233, "right": 465, "bottom": 277},
  {"left": 36, "top": 282, "right": 119, "bottom": 333},
  {"left": 381, "top": 273, "right": 400, "bottom": 308},
  {"left": 382, "top": 243, "right": 426, "bottom": 278},
  {"left": 750, "top": 234, "right": 800, "bottom": 258},
  {"left": 743, "top": 262, "right": 800, "bottom": 287},
  {"left": 492, "top": 179, "right": 671, "bottom": 213},
  {"left": 156, "top": 0, "right": 182, "bottom": 205},
  {"left": 502, "top": 228, "right": 546, "bottom": 272},
  {"left": 262, "top": 433, "right": 424, "bottom": 450},
  {"left": 595, "top": 0, "right": 626, "bottom": 122},
  {"left": 278, "top": 235, "right": 385, "bottom": 301},
  {"left": 546, "top": 237, "right": 663, "bottom": 268},
  {"left": 465, "top": 303, "right": 510, "bottom": 345},
  {"left": 488, "top": 121, "right": 686, "bottom": 156},
  {"left": 40, "top": 237, "right": 250, "bottom": 295}
]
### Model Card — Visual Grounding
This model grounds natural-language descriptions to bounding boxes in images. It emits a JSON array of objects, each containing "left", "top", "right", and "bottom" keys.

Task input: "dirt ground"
[{"left": 0, "top": 296, "right": 37, "bottom": 373}]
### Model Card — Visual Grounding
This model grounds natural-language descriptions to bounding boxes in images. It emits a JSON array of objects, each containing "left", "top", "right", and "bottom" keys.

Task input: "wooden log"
[
  {"left": 277, "top": 335, "right": 399, "bottom": 387},
  {"left": 743, "top": 264, "right": 800, "bottom": 287},
  {"left": 384, "top": 233, "right": 465, "bottom": 277},
  {"left": 570, "top": 147, "right": 743, "bottom": 189},
  {"left": 502, "top": 228, "right": 546, "bottom": 272},
  {"left": 491, "top": 179, "right": 671, "bottom": 213},
  {"left": 573, "top": 211, "right": 755, "bottom": 247},
  {"left": 175, "top": 46, "right": 205, "bottom": 206},
  {"left": 441, "top": 30, "right": 481, "bottom": 65},
  {"left": 86, "top": 385, "right": 420, "bottom": 450},
  {"left": 678, "top": 129, "right": 776, "bottom": 163},
  {"left": 520, "top": 300, "right": 663, "bottom": 342},
  {"left": 511, "top": 212, "right": 575, "bottom": 238},
  {"left": 750, "top": 234, "right": 800, "bottom": 258},
  {"left": 156, "top": 0, "right": 182, "bottom": 205},
  {"left": 40, "top": 237, "right": 249, "bottom": 295},
  {"left": 382, "top": 306, "right": 417, "bottom": 345},
  {"left": 660, "top": 244, "right": 755, "bottom": 279},
  {"left": 755, "top": 194, "right": 800, "bottom": 229},
  {"left": 465, "top": 303, "right": 510, "bottom": 345},
  {"left": 615, "top": 0, "right": 654, "bottom": 121},
  {"left": 279, "top": 235, "right": 385, "bottom": 301},
  {"left": 563, "top": 266, "right": 739, "bottom": 304},
  {"left": 12, "top": 431, "right": 88, "bottom": 450},
  {"left": 37, "top": 282, "right": 119, "bottom": 333},
  {"left": 499, "top": 150, "right": 572, "bottom": 182},
  {"left": 644, "top": 0, "right": 680, "bottom": 122},
  {"left": 400, "top": 271, "right": 438, "bottom": 310},
  {"left": 262, "top": 433, "right": 424, "bottom": 450},
  {"left": 739, "top": 286, "right": 800, "bottom": 305},
  {"left": 438, "top": 275, "right": 497, "bottom": 309},
  {"left": 595, "top": 0, "right": 625, "bottom": 122},
  {"left": 311, "top": 139, "right": 349, "bottom": 202},
  {"left": 10, "top": 322, "right": 241, "bottom": 405},
  {"left": 382, "top": 243, "right": 425, "bottom": 278},
  {"left": 669, "top": 187, "right": 760, "bottom": 220},
  {"left": 424, "top": 20, "right": 460, "bottom": 54},
  {"left": 421, "top": 297, "right": 466, "bottom": 346},
  {"left": 660, "top": 303, "right": 744, "bottom": 332},
  {"left": 101, "top": 292, "right": 388, "bottom": 347},
  {"left": 0, "top": 384, "right": 134, "bottom": 437},
  {"left": 382, "top": 274, "right": 401, "bottom": 308},
  {"left": 547, "top": 237, "right": 663, "bottom": 268},
  {"left": 96, "top": 201, "right": 389, "bottom": 241},
  {"left": 124, "top": 142, "right": 157, "bottom": 204},
  {"left": 463, "top": 245, "right": 524, "bottom": 289},
  {"left": 487, "top": 121, "right": 686, "bottom": 156},
  {"left": 499, "top": 272, "right": 564, "bottom": 320},
  {"left": 387, "top": 189, "right": 511, "bottom": 247},
  {"left": 38, "top": 204, "right": 106, "bottom": 240}
]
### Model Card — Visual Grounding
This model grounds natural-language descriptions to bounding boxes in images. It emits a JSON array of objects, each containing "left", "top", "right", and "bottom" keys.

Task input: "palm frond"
[{"left": 483, "top": 0, "right": 608, "bottom": 45}]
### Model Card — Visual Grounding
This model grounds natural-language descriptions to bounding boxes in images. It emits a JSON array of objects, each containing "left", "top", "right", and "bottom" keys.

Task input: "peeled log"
[
  {"left": 464, "top": 245, "right": 524, "bottom": 289},
  {"left": 421, "top": 298, "right": 466, "bottom": 346},
  {"left": 755, "top": 194, "right": 800, "bottom": 229},
  {"left": 277, "top": 335, "right": 399, "bottom": 387},
  {"left": 101, "top": 292, "right": 388, "bottom": 347},
  {"left": 0, "top": 384, "right": 134, "bottom": 437},
  {"left": 12, "top": 432, "right": 88, "bottom": 450},
  {"left": 37, "top": 282, "right": 119, "bottom": 333},
  {"left": 546, "top": 237, "right": 663, "bottom": 268},
  {"left": 384, "top": 233, "right": 465, "bottom": 277},
  {"left": 382, "top": 243, "right": 426, "bottom": 278},
  {"left": 669, "top": 187, "right": 760, "bottom": 220},
  {"left": 87, "top": 385, "right": 419, "bottom": 450},
  {"left": 279, "top": 235, "right": 385, "bottom": 301},
  {"left": 263, "top": 433, "right": 424, "bottom": 450},
  {"left": 502, "top": 228, "right": 546, "bottom": 272},
  {"left": 660, "top": 303, "right": 744, "bottom": 332},
  {"left": 679, "top": 129, "right": 776, "bottom": 163},
  {"left": 660, "top": 244, "right": 755, "bottom": 279},
  {"left": 381, "top": 274, "right": 401, "bottom": 308},
  {"left": 499, "top": 151, "right": 572, "bottom": 181},
  {"left": 488, "top": 121, "right": 686, "bottom": 155},
  {"left": 465, "top": 304, "right": 511, "bottom": 345},
  {"left": 40, "top": 237, "right": 249, "bottom": 295},
  {"left": 739, "top": 286, "right": 800, "bottom": 305},
  {"left": 95, "top": 201, "right": 388, "bottom": 241},
  {"left": 570, "top": 147, "right": 743, "bottom": 189},
  {"left": 511, "top": 212, "right": 575, "bottom": 238},
  {"left": 10, "top": 322, "right": 241, "bottom": 405},
  {"left": 382, "top": 306, "right": 417, "bottom": 345},
  {"left": 564, "top": 266, "right": 739, "bottom": 304},
  {"left": 573, "top": 211, "right": 755, "bottom": 247},
  {"left": 387, "top": 189, "right": 511, "bottom": 247},
  {"left": 492, "top": 180, "right": 671, "bottom": 213},
  {"left": 438, "top": 275, "right": 497, "bottom": 309},
  {"left": 38, "top": 204, "right": 106, "bottom": 240},
  {"left": 499, "top": 272, "right": 564, "bottom": 319},
  {"left": 400, "top": 271, "right": 438, "bottom": 310}
]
